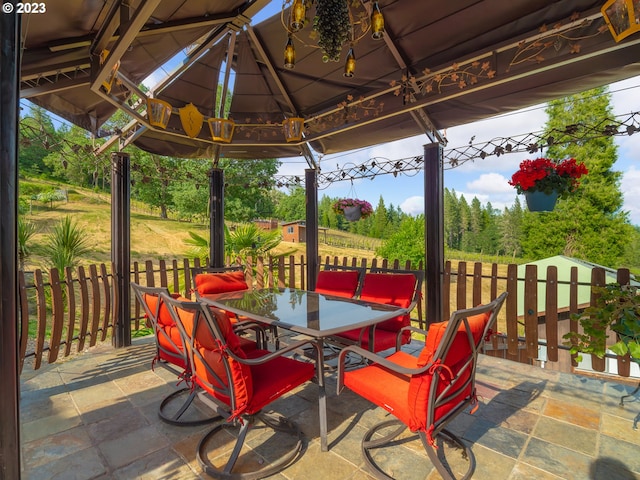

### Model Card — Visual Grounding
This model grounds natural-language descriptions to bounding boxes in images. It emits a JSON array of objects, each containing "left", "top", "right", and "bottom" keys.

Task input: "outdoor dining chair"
[
  {"left": 334, "top": 268, "right": 424, "bottom": 353},
  {"left": 314, "top": 264, "right": 365, "bottom": 298},
  {"left": 161, "top": 293, "right": 318, "bottom": 479},
  {"left": 190, "top": 266, "right": 269, "bottom": 349},
  {"left": 337, "top": 292, "right": 508, "bottom": 480},
  {"left": 131, "top": 282, "right": 220, "bottom": 426}
]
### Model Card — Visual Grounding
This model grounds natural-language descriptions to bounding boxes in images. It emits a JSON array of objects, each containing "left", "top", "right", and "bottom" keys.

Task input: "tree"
[
  {"left": 369, "top": 196, "right": 388, "bottom": 238},
  {"left": 185, "top": 223, "right": 283, "bottom": 265},
  {"left": 275, "top": 186, "right": 306, "bottom": 221},
  {"left": 170, "top": 181, "right": 209, "bottom": 223},
  {"left": 43, "top": 124, "right": 106, "bottom": 187},
  {"left": 499, "top": 198, "right": 524, "bottom": 258},
  {"left": 42, "top": 216, "right": 90, "bottom": 274},
  {"left": 376, "top": 215, "right": 425, "bottom": 266},
  {"left": 521, "top": 87, "right": 633, "bottom": 266},
  {"left": 131, "top": 153, "right": 185, "bottom": 219},
  {"left": 458, "top": 196, "right": 471, "bottom": 251},
  {"left": 444, "top": 189, "right": 461, "bottom": 250},
  {"left": 17, "top": 217, "right": 36, "bottom": 270},
  {"left": 219, "top": 158, "right": 281, "bottom": 222},
  {"left": 19, "top": 105, "right": 59, "bottom": 177}
]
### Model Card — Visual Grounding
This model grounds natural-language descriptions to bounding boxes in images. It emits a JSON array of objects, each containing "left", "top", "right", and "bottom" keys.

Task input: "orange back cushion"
[
  {"left": 315, "top": 270, "right": 360, "bottom": 298},
  {"left": 407, "top": 310, "right": 491, "bottom": 431},
  {"left": 194, "top": 271, "right": 248, "bottom": 295},
  {"left": 144, "top": 292, "right": 180, "bottom": 328},
  {"left": 360, "top": 273, "right": 416, "bottom": 333},
  {"left": 176, "top": 304, "right": 252, "bottom": 411}
]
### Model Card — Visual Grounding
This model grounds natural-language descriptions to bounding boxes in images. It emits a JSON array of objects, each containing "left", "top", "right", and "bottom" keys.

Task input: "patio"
[
  {"left": 20, "top": 335, "right": 640, "bottom": 480},
  {"left": 6, "top": 2, "right": 640, "bottom": 477}
]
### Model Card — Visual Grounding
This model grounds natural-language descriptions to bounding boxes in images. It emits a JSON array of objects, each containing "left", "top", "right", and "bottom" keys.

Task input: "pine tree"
[
  {"left": 369, "top": 196, "right": 388, "bottom": 238},
  {"left": 520, "top": 87, "right": 633, "bottom": 266},
  {"left": 499, "top": 198, "right": 524, "bottom": 259}
]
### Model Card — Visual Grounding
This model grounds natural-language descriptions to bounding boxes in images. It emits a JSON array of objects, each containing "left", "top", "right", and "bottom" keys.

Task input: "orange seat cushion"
[
  {"left": 343, "top": 350, "right": 417, "bottom": 427},
  {"left": 344, "top": 310, "right": 491, "bottom": 433},
  {"left": 315, "top": 270, "right": 359, "bottom": 298},
  {"left": 177, "top": 305, "right": 254, "bottom": 414},
  {"left": 184, "top": 305, "right": 313, "bottom": 416},
  {"left": 194, "top": 271, "right": 248, "bottom": 295}
]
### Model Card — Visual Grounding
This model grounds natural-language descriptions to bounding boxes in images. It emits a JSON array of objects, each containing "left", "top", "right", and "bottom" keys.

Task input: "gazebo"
[{"left": 3, "top": 0, "right": 640, "bottom": 476}]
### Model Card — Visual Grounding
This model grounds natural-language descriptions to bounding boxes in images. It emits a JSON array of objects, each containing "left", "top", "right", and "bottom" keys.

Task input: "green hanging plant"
[{"left": 563, "top": 283, "right": 640, "bottom": 363}]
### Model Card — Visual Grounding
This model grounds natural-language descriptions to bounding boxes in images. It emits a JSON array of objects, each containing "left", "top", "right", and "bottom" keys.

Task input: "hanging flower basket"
[
  {"left": 508, "top": 157, "right": 588, "bottom": 212},
  {"left": 332, "top": 198, "right": 373, "bottom": 221},
  {"left": 524, "top": 190, "right": 559, "bottom": 212}
]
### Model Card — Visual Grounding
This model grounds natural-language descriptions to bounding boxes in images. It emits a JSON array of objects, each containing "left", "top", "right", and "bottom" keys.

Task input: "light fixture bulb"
[
  {"left": 343, "top": 48, "right": 356, "bottom": 77},
  {"left": 290, "top": 0, "right": 306, "bottom": 32},
  {"left": 284, "top": 36, "right": 296, "bottom": 69},
  {"left": 371, "top": 1, "right": 384, "bottom": 40}
]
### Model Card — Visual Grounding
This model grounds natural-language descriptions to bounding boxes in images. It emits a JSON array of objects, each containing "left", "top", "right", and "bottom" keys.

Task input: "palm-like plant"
[
  {"left": 184, "top": 231, "right": 210, "bottom": 261},
  {"left": 226, "top": 223, "right": 282, "bottom": 264},
  {"left": 185, "top": 223, "right": 283, "bottom": 265},
  {"left": 18, "top": 217, "right": 37, "bottom": 270},
  {"left": 43, "top": 216, "right": 90, "bottom": 274}
]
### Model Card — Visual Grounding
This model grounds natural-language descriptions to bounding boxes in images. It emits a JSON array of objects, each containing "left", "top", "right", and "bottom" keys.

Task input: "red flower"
[{"left": 509, "top": 157, "right": 588, "bottom": 197}]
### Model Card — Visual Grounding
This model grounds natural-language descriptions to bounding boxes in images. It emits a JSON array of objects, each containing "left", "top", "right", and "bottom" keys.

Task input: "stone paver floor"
[{"left": 19, "top": 336, "right": 640, "bottom": 479}]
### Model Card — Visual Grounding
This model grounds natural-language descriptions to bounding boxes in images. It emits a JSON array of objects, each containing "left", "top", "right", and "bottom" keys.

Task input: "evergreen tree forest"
[{"left": 16, "top": 84, "right": 640, "bottom": 271}]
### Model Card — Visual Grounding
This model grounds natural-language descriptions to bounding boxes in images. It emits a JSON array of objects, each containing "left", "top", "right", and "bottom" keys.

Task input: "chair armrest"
[
  {"left": 336, "top": 344, "right": 432, "bottom": 395},
  {"left": 233, "top": 319, "right": 266, "bottom": 335},
  {"left": 395, "top": 324, "right": 429, "bottom": 350},
  {"left": 229, "top": 338, "right": 320, "bottom": 366}
]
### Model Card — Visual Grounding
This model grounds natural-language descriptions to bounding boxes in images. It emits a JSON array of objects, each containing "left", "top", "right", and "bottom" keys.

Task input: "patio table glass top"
[{"left": 201, "top": 287, "right": 407, "bottom": 337}]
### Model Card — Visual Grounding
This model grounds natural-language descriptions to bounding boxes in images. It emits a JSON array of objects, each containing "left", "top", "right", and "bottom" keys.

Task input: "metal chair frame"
[
  {"left": 337, "top": 292, "right": 508, "bottom": 480},
  {"left": 190, "top": 266, "right": 270, "bottom": 349},
  {"left": 162, "top": 294, "right": 319, "bottom": 479},
  {"left": 131, "top": 282, "right": 218, "bottom": 427}
]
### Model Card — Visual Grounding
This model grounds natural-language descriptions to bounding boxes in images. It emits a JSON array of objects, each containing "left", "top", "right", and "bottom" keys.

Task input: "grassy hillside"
[{"left": 20, "top": 180, "right": 382, "bottom": 270}]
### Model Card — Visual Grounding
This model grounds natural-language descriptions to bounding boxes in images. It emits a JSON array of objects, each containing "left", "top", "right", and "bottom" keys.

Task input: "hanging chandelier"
[{"left": 282, "top": 0, "right": 385, "bottom": 77}]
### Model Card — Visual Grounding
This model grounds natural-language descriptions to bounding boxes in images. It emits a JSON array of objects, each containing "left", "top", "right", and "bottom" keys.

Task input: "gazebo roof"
[{"left": 20, "top": 0, "right": 640, "bottom": 159}]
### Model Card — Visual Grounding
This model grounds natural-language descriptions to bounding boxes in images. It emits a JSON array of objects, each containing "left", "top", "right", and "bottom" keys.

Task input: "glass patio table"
[{"left": 201, "top": 287, "right": 408, "bottom": 452}]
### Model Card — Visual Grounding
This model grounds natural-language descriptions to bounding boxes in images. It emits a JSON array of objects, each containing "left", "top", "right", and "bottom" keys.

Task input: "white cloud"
[
  {"left": 400, "top": 196, "right": 424, "bottom": 215},
  {"left": 466, "top": 173, "right": 514, "bottom": 194},
  {"left": 621, "top": 166, "right": 640, "bottom": 225}
]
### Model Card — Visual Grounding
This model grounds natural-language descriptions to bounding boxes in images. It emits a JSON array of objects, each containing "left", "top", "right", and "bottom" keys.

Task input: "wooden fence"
[{"left": 17, "top": 256, "right": 637, "bottom": 382}]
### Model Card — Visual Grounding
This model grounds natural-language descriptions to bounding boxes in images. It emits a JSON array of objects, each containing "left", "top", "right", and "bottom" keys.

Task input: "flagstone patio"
[{"left": 19, "top": 336, "right": 640, "bottom": 479}]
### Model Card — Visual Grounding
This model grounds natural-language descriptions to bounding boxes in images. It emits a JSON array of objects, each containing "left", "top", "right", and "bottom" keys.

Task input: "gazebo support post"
[
  {"left": 424, "top": 142, "right": 444, "bottom": 323},
  {"left": 305, "top": 169, "right": 319, "bottom": 291},
  {"left": 112, "top": 152, "right": 131, "bottom": 348},
  {"left": 0, "top": 8, "right": 22, "bottom": 478},
  {"left": 209, "top": 168, "right": 225, "bottom": 268}
]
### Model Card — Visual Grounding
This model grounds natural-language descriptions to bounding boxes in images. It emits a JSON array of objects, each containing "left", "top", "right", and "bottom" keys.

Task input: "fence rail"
[{"left": 17, "top": 256, "right": 637, "bottom": 382}]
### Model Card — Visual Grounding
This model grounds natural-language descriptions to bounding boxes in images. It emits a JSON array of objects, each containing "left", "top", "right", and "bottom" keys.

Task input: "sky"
[{"left": 274, "top": 75, "right": 640, "bottom": 225}]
